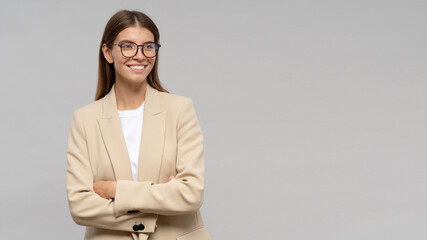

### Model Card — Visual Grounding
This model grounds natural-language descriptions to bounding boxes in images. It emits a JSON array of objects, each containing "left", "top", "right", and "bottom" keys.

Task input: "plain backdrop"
[{"left": 0, "top": 0, "right": 426, "bottom": 239}]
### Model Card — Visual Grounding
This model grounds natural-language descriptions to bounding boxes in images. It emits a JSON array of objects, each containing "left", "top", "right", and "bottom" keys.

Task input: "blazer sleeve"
[
  {"left": 66, "top": 111, "right": 157, "bottom": 232},
  {"left": 113, "top": 99, "right": 205, "bottom": 216}
]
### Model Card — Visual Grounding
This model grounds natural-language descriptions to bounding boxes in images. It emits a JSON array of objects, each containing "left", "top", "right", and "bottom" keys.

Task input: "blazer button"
[
  {"left": 138, "top": 224, "right": 145, "bottom": 231},
  {"left": 133, "top": 225, "right": 139, "bottom": 231}
]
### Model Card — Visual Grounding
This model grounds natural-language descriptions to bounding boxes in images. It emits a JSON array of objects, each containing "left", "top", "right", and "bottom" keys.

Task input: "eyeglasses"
[{"left": 108, "top": 42, "right": 161, "bottom": 58}]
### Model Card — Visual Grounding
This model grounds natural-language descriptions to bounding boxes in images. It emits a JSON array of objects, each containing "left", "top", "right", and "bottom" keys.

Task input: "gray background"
[{"left": 0, "top": 0, "right": 426, "bottom": 239}]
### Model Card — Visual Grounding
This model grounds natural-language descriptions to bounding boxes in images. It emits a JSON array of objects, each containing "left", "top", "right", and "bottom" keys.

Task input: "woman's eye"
[
  {"left": 145, "top": 44, "right": 154, "bottom": 50},
  {"left": 122, "top": 44, "right": 134, "bottom": 49}
]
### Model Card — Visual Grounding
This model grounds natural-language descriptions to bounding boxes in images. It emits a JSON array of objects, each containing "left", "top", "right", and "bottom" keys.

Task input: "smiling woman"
[
  {"left": 66, "top": 10, "right": 211, "bottom": 240},
  {"left": 102, "top": 27, "right": 157, "bottom": 94},
  {"left": 95, "top": 10, "right": 167, "bottom": 102}
]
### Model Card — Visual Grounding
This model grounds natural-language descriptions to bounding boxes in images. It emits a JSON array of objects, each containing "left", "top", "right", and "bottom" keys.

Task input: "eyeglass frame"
[{"left": 107, "top": 41, "right": 161, "bottom": 58}]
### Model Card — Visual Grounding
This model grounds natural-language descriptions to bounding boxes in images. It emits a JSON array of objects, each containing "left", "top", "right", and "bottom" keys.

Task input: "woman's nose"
[{"left": 133, "top": 46, "right": 146, "bottom": 60}]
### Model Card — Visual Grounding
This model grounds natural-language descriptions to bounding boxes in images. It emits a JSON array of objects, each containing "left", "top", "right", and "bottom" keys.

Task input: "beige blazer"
[{"left": 66, "top": 84, "right": 211, "bottom": 240}]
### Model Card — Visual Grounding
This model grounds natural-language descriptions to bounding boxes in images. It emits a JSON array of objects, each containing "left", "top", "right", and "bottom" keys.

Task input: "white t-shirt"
[{"left": 118, "top": 102, "right": 144, "bottom": 181}]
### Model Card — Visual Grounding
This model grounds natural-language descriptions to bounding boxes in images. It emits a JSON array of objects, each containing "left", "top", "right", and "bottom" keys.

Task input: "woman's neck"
[{"left": 114, "top": 80, "right": 147, "bottom": 111}]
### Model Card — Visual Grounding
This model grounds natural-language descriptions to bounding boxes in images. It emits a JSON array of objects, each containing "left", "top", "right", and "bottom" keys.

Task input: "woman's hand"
[
  {"left": 93, "top": 181, "right": 117, "bottom": 199},
  {"left": 168, "top": 176, "right": 176, "bottom": 182}
]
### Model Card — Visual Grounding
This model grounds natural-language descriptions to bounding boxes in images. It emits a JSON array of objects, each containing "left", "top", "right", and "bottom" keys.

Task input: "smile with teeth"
[{"left": 129, "top": 65, "right": 146, "bottom": 70}]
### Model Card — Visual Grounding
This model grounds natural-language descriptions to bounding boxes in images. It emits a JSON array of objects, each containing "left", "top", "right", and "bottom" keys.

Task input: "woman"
[{"left": 66, "top": 10, "right": 211, "bottom": 240}]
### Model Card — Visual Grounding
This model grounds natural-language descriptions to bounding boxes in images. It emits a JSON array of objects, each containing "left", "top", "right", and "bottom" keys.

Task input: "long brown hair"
[{"left": 95, "top": 10, "right": 168, "bottom": 100}]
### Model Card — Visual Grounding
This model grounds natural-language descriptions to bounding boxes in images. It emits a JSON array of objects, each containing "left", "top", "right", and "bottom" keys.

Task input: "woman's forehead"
[{"left": 115, "top": 26, "right": 155, "bottom": 43}]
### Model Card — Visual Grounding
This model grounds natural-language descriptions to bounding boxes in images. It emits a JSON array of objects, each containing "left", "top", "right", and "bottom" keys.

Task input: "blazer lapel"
[
  {"left": 97, "top": 84, "right": 166, "bottom": 183},
  {"left": 98, "top": 86, "right": 133, "bottom": 181},
  {"left": 138, "top": 84, "right": 166, "bottom": 183}
]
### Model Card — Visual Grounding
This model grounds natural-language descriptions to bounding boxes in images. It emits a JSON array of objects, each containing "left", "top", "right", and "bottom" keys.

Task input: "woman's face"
[{"left": 103, "top": 26, "right": 156, "bottom": 85}]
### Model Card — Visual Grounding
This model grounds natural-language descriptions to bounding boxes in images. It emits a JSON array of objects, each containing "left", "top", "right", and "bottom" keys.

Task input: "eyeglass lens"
[{"left": 121, "top": 42, "right": 158, "bottom": 58}]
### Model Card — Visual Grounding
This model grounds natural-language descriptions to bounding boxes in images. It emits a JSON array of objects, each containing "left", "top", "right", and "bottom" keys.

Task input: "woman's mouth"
[{"left": 128, "top": 65, "right": 147, "bottom": 72}]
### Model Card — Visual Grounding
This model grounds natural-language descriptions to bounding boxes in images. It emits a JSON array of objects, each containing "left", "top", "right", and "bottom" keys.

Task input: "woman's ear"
[{"left": 102, "top": 43, "right": 114, "bottom": 64}]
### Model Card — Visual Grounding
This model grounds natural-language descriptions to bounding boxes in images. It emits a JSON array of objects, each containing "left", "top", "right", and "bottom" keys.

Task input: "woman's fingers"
[
  {"left": 93, "top": 181, "right": 106, "bottom": 198},
  {"left": 168, "top": 176, "right": 176, "bottom": 182},
  {"left": 93, "top": 181, "right": 116, "bottom": 199}
]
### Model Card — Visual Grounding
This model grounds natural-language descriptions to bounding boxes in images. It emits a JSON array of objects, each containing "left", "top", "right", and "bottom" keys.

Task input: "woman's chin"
[{"left": 116, "top": 77, "right": 148, "bottom": 86}]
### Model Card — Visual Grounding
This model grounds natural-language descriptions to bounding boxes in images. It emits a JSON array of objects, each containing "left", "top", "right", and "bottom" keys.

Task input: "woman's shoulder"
[
  {"left": 158, "top": 91, "right": 195, "bottom": 111},
  {"left": 159, "top": 91, "right": 191, "bottom": 103},
  {"left": 72, "top": 99, "right": 103, "bottom": 120}
]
